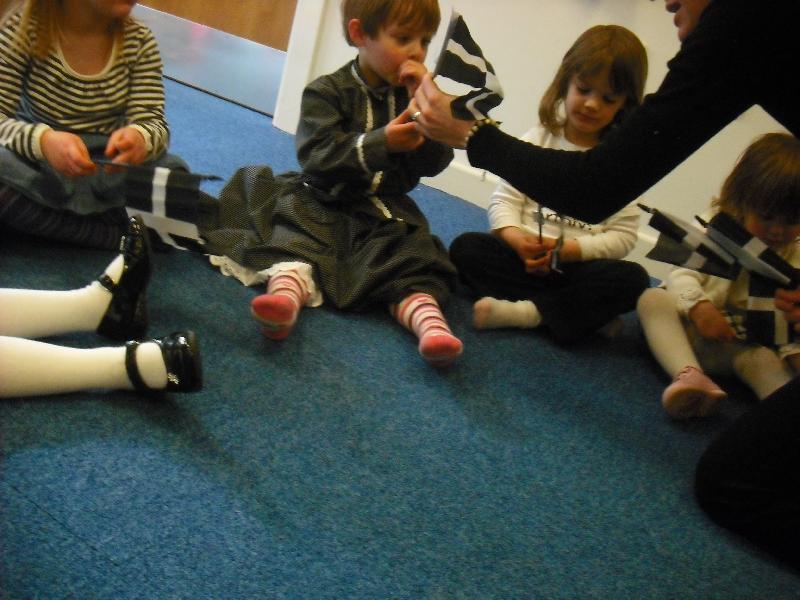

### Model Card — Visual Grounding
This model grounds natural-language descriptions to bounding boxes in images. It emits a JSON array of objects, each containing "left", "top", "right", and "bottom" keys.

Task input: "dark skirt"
[{"left": 200, "top": 165, "right": 456, "bottom": 311}]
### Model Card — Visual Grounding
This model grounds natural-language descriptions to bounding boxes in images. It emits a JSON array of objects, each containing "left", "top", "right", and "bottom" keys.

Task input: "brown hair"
[
  {"left": 538, "top": 25, "right": 648, "bottom": 138},
  {"left": 340, "top": 0, "right": 440, "bottom": 47},
  {"left": 714, "top": 133, "right": 800, "bottom": 225},
  {"left": 8, "top": 0, "right": 128, "bottom": 61}
]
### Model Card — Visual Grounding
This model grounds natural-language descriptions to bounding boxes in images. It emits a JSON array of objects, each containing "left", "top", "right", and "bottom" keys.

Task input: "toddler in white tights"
[{"left": 637, "top": 133, "right": 800, "bottom": 419}]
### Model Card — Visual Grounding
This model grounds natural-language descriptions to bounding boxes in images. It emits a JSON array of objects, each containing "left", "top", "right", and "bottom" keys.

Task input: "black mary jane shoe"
[
  {"left": 125, "top": 331, "right": 203, "bottom": 393},
  {"left": 97, "top": 215, "right": 152, "bottom": 341}
]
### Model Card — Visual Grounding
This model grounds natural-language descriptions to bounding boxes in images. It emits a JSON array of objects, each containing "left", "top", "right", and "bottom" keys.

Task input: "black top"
[{"left": 467, "top": 0, "right": 800, "bottom": 223}]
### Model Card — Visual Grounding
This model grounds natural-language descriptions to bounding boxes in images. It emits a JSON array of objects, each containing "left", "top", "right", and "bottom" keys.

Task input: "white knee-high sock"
[
  {"left": 0, "top": 256, "right": 124, "bottom": 338},
  {"left": 0, "top": 335, "right": 167, "bottom": 398},
  {"left": 636, "top": 287, "right": 700, "bottom": 377},
  {"left": 473, "top": 297, "right": 542, "bottom": 330}
]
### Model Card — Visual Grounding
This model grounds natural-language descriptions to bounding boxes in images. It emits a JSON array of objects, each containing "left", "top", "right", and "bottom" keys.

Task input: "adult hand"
[
  {"left": 775, "top": 287, "right": 800, "bottom": 332},
  {"left": 412, "top": 73, "right": 474, "bottom": 149},
  {"left": 689, "top": 300, "right": 738, "bottom": 341},
  {"left": 105, "top": 126, "right": 148, "bottom": 165},
  {"left": 385, "top": 108, "right": 425, "bottom": 153},
  {"left": 40, "top": 130, "right": 96, "bottom": 178}
]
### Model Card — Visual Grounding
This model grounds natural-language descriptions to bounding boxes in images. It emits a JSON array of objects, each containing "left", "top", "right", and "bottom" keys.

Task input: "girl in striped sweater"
[{"left": 0, "top": 0, "right": 182, "bottom": 248}]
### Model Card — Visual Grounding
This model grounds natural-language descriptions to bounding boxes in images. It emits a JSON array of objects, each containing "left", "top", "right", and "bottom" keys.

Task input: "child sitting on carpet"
[
  {"left": 202, "top": 0, "right": 462, "bottom": 366},
  {"left": 637, "top": 133, "right": 800, "bottom": 419},
  {"left": 0, "top": 0, "right": 186, "bottom": 249},
  {"left": 447, "top": 25, "right": 650, "bottom": 343},
  {"left": 0, "top": 216, "right": 202, "bottom": 398}
]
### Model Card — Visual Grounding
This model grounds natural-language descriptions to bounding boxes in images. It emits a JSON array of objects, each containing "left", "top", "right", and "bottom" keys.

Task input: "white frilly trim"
[{"left": 207, "top": 256, "right": 323, "bottom": 307}]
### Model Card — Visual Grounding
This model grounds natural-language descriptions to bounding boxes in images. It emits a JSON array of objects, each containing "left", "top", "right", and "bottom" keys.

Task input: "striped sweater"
[{"left": 0, "top": 10, "right": 168, "bottom": 162}]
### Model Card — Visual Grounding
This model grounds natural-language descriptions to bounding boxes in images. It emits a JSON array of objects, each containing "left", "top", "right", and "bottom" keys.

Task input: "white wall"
[{"left": 274, "top": 0, "right": 787, "bottom": 278}]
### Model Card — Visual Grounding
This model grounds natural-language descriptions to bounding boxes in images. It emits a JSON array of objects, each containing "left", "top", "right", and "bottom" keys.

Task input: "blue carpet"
[{"left": 1, "top": 80, "right": 797, "bottom": 598}]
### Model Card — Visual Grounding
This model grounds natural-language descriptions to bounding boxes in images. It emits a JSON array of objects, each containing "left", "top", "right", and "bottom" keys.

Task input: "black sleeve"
[
  {"left": 400, "top": 137, "right": 454, "bottom": 179},
  {"left": 467, "top": 1, "right": 777, "bottom": 224}
]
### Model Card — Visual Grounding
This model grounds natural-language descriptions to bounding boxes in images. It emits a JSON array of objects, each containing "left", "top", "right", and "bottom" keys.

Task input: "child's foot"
[
  {"left": 251, "top": 269, "right": 310, "bottom": 340},
  {"left": 251, "top": 294, "right": 299, "bottom": 340},
  {"left": 96, "top": 215, "right": 152, "bottom": 340},
  {"left": 662, "top": 366, "right": 727, "bottom": 419},
  {"left": 473, "top": 297, "right": 542, "bottom": 330},
  {"left": 393, "top": 292, "right": 463, "bottom": 367},
  {"left": 125, "top": 330, "right": 202, "bottom": 393},
  {"left": 419, "top": 330, "right": 463, "bottom": 367}
]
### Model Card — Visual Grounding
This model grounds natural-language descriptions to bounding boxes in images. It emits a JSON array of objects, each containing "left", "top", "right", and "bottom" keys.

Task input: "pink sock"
[
  {"left": 250, "top": 271, "right": 309, "bottom": 340},
  {"left": 392, "top": 292, "right": 463, "bottom": 366}
]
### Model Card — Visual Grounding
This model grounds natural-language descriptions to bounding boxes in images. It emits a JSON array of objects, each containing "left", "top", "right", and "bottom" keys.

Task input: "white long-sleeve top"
[{"left": 487, "top": 124, "right": 640, "bottom": 261}]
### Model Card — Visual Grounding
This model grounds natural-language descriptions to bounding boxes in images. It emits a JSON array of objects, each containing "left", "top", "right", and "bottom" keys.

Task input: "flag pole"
[
  {"left": 93, "top": 159, "right": 222, "bottom": 181},
  {"left": 432, "top": 8, "right": 460, "bottom": 78}
]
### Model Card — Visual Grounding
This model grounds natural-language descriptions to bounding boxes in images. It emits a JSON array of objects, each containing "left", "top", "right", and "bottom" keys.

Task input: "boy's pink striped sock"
[
  {"left": 392, "top": 292, "right": 463, "bottom": 366},
  {"left": 250, "top": 270, "right": 309, "bottom": 340}
]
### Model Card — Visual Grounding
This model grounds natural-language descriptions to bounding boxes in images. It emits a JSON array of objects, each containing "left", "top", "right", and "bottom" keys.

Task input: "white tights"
[
  {"left": 0, "top": 256, "right": 166, "bottom": 398},
  {"left": 637, "top": 288, "right": 794, "bottom": 400}
]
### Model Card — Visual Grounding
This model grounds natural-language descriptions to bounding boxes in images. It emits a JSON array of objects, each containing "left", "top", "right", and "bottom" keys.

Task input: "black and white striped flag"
[
  {"left": 703, "top": 212, "right": 798, "bottom": 347},
  {"left": 640, "top": 204, "right": 738, "bottom": 279},
  {"left": 98, "top": 160, "right": 220, "bottom": 252},
  {"left": 701, "top": 212, "right": 795, "bottom": 288},
  {"left": 432, "top": 10, "right": 503, "bottom": 120},
  {"left": 641, "top": 205, "right": 799, "bottom": 347}
]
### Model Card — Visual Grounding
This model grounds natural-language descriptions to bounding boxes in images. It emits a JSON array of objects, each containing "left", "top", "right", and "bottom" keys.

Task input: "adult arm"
[
  {"left": 398, "top": 136, "right": 453, "bottom": 179},
  {"left": 466, "top": 1, "right": 787, "bottom": 223}
]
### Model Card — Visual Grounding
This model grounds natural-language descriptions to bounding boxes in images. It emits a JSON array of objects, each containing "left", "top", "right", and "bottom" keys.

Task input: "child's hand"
[
  {"left": 496, "top": 227, "right": 554, "bottom": 275},
  {"left": 386, "top": 108, "right": 425, "bottom": 153},
  {"left": 689, "top": 300, "right": 737, "bottom": 341},
  {"left": 104, "top": 126, "right": 148, "bottom": 165},
  {"left": 514, "top": 233, "right": 556, "bottom": 275},
  {"left": 398, "top": 60, "right": 428, "bottom": 96},
  {"left": 523, "top": 250, "right": 553, "bottom": 276},
  {"left": 775, "top": 287, "right": 800, "bottom": 333},
  {"left": 40, "top": 130, "right": 96, "bottom": 178}
]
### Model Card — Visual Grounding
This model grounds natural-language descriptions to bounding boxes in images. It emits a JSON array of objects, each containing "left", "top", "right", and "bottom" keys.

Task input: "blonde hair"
[
  {"left": 539, "top": 25, "right": 648, "bottom": 138},
  {"left": 340, "top": 0, "right": 440, "bottom": 47},
  {"left": 1, "top": 0, "right": 23, "bottom": 22},
  {"left": 7, "top": 0, "right": 128, "bottom": 60},
  {"left": 713, "top": 133, "right": 800, "bottom": 225}
]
